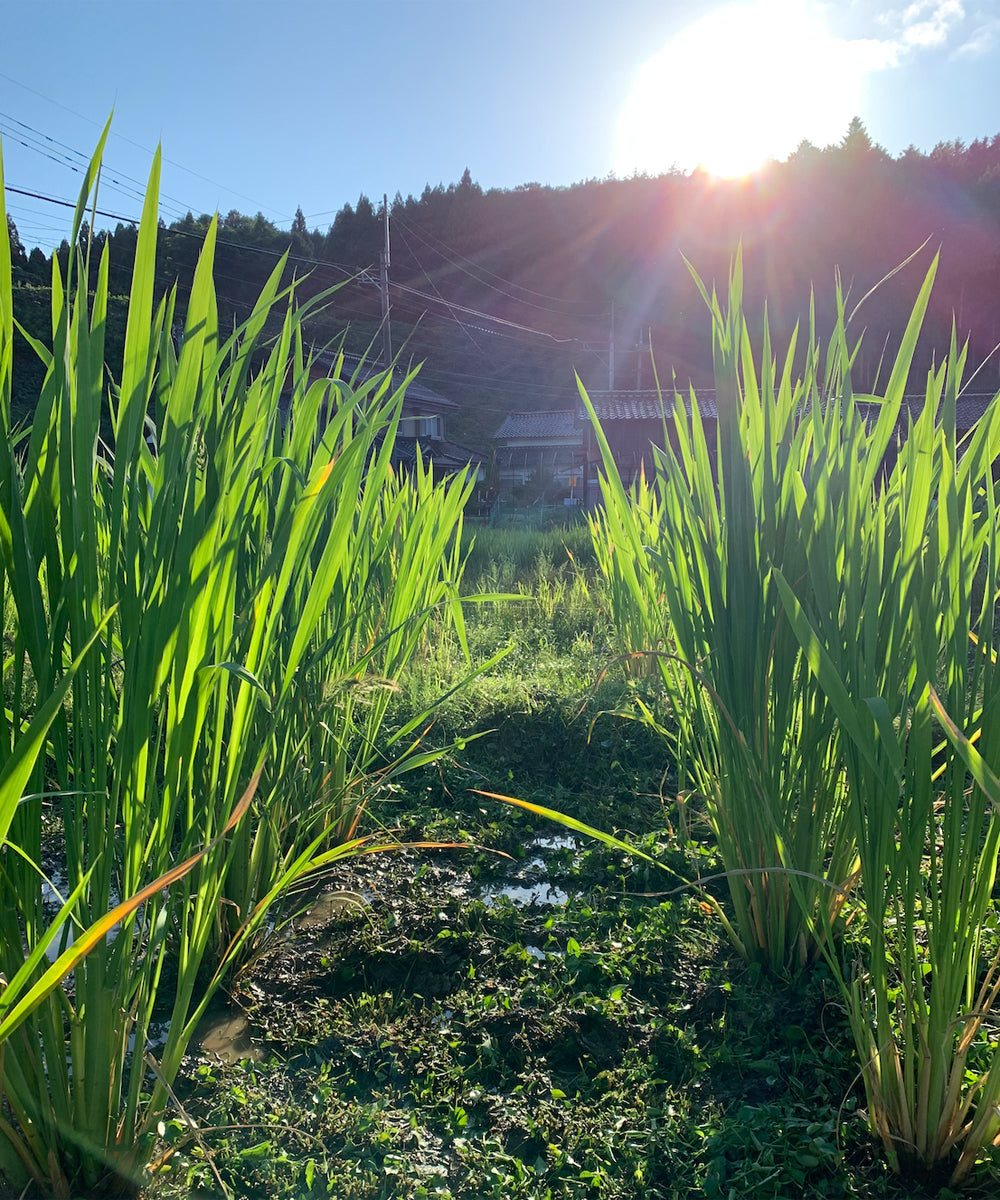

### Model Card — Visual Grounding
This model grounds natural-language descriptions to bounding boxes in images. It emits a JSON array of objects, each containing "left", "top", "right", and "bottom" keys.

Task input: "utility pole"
[
  {"left": 379, "top": 193, "right": 392, "bottom": 366},
  {"left": 608, "top": 298, "right": 615, "bottom": 391},
  {"left": 636, "top": 325, "right": 652, "bottom": 390}
]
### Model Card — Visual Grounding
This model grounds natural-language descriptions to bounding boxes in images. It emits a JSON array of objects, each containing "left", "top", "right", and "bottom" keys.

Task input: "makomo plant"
[{"left": 0, "top": 129, "right": 475, "bottom": 1198}]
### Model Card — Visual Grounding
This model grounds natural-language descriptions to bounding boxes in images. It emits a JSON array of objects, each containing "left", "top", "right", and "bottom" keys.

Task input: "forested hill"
[{"left": 8, "top": 120, "right": 1000, "bottom": 448}]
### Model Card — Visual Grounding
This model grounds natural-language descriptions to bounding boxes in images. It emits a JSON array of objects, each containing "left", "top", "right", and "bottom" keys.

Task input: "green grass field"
[
  {"left": 140, "top": 529, "right": 1000, "bottom": 1200},
  {"left": 7, "top": 144, "right": 1000, "bottom": 1200}
]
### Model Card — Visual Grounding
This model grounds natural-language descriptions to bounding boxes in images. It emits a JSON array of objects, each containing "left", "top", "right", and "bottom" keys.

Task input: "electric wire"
[
  {"left": 389, "top": 280, "right": 577, "bottom": 343},
  {"left": 0, "top": 69, "right": 286, "bottom": 218},
  {"left": 0, "top": 114, "right": 373, "bottom": 273},
  {"left": 8, "top": 183, "right": 611, "bottom": 353},
  {"left": 0, "top": 115, "right": 191, "bottom": 222},
  {"left": 10, "top": 269, "right": 583, "bottom": 408},
  {"left": 395, "top": 224, "right": 489, "bottom": 360},
  {"left": 393, "top": 213, "right": 607, "bottom": 317},
  {"left": 7, "top": 184, "right": 613, "bottom": 368},
  {"left": 384, "top": 298, "right": 569, "bottom": 349},
  {"left": 4, "top": 183, "right": 375, "bottom": 283}
]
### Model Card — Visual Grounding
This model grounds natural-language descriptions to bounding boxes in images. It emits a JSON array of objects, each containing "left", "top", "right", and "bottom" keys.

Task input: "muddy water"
[
  {"left": 477, "top": 833, "right": 579, "bottom": 906},
  {"left": 38, "top": 868, "right": 125, "bottom": 962},
  {"left": 168, "top": 830, "right": 591, "bottom": 1065},
  {"left": 38, "top": 831, "right": 585, "bottom": 1065},
  {"left": 193, "top": 1008, "right": 263, "bottom": 1064},
  {"left": 291, "top": 833, "right": 582, "bottom": 921},
  {"left": 295, "top": 889, "right": 369, "bottom": 929}
]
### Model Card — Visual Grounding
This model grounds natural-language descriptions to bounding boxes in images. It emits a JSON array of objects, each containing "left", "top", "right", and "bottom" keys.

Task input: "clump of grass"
[
  {"left": 461, "top": 523, "right": 596, "bottom": 589},
  {"left": 0, "top": 132, "right": 474, "bottom": 1198},
  {"left": 586, "top": 252, "right": 857, "bottom": 975},
  {"left": 776, "top": 263, "right": 1000, "bottom": 1181},
  {"left": 587, "top": 244, "right": 1000, "bottom": 1181}
]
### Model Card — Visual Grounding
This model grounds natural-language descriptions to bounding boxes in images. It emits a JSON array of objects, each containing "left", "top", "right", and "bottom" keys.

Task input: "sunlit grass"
[
  {"left": 775, "top": 282, "right": 1000, "bottom": 1181},
  {"left": 586, "top": 253, "right": 857, "bottom": 975},
  {"left": 0, "top": 132, "right": 474, "bottom": 1197},
  {"left": 588, "top": 245, "right": 1000, "bottom": 1180}
]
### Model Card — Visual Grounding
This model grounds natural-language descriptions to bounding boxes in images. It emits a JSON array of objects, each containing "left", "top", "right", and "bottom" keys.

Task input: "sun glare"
[{"left": 615, "top": 0, "right": 867, "bottom": 179}]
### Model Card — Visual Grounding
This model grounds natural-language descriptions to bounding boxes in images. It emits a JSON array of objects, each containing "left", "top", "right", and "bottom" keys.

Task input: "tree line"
[{"left": 8, "top": 119, "right": 1000, "bottom": 445}]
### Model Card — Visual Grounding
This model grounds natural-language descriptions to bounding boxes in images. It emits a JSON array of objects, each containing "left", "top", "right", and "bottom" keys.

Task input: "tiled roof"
[
  {"left": 393, "top": 437, "right": 483, "bottom": 468},
  {"left": 493, "top": 410, "right": 580, "bottom": 440},
  {"left": 586, "top": 390, "right": 719, "bottom": 421},
  {"left": 311, "top": 351, "right": 458, "bottom": 409},
  {"left": 584, "top": 389, "right": 1000, "bottom": 428},
  {"left": 431, "top": 438, "right": 484, "bottom": 466},
  {"left": 852, "top": 393, "right": 996, "bottom": 431}
]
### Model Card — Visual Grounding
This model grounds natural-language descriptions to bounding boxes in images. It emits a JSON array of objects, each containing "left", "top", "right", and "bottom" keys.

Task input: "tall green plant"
[
  {"left": 218, "top": 435, "right": 477, "bottom": 956},
  {"left": 587, "top": 255, "right": 858, "bottom": 973},
  {"left": 776, "top": 278, "right": 1000, "bottom": 1179},
  {"left": 0, "top": 135, "right": 474, "bottom": 1197}
]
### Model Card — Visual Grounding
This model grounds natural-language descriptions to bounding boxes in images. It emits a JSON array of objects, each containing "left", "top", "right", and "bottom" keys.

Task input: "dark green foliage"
[{"left": 11, "top": 126, "right": 1000, "bottom": 447}]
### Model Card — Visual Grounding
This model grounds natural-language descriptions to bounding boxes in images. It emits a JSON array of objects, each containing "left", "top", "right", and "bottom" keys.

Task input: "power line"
[
  {"left": 5, "top": 186, "right": 576, "bottom": 353},
  {"left": 7, "top": 174, "right": 608, "bottom": 351},
  {"left": 0, "top": 70, "right": 287, "bottom": 219},
  {"left": 6, "top": 180, "right": 613, "bottom": 380},
  {"left": 5, "top": 183, "right": 142, "bottom": 225},
  {"left": 3, "top": 183, "right": 377, "bottom": 284},
  {"left": 396, "top": 224, "right": 489, "bottom": 360},
  {"left": 389, "top": 280, "right": 577, "bottom": 343},
  {"left": 385, "top": 298, "right": 562, "bottom": 349},
  {"left": 10, "top": 265, "right": 581, "bottom": 403},
  {"left": 288, "top": 206, "right": 342, "bottom": 224},
  {"left": 393, "top": 212, "right": 608, "bottom": 315},
  {"left": 408, "top": 366, "right": 584, "bottom": 399},
  {"left": 0, "top": 113, "right": 192, "bottom": 223}
]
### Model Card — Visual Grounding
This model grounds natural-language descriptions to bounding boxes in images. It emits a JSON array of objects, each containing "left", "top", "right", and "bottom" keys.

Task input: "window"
[{"left": 400, "top": 415, "right": 442, "bottom": 440}]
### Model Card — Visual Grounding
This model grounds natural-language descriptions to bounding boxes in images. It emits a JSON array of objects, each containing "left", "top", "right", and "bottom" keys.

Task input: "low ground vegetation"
[{"left": 141, "top": 537, "right": 1000, "bottom": 1198}]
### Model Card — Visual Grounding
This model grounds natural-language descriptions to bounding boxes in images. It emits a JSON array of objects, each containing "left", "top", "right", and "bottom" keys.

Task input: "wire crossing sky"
[{"left": 2, "top": 0, "right": 999, "bottom": 251}]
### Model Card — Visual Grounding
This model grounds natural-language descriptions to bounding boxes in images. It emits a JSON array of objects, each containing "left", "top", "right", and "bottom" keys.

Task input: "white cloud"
[
  {"left": 864, "top": 0, "right": 966, "bottom": 55},
  {"left": 953, "top": 16, "right": 1000, "bottom": 55},
  {"left": 902, "top": 0, "right": 966, "bottom": 45}
]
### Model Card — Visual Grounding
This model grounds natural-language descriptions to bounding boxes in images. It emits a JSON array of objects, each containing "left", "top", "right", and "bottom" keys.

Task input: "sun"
[{"left": 615, "top": 0, "right": 868, "bottom": 179}]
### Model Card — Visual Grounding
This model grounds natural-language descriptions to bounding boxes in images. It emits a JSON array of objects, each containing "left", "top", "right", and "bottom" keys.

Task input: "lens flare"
[{"left": 615, "top": 0, "right": 885, "bottom": 178}]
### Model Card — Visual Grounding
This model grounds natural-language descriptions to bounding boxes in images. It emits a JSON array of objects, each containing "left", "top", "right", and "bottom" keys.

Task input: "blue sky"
[{"left": 2, "top": 0, "right": 999, "bottom": 251}]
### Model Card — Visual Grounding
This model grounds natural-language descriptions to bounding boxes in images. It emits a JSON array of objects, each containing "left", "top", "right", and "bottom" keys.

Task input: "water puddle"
[
  {"left": 481, "top": 879, "right": 570, "bottom": 906},
  {"left": 295, "top": 889, "right": 369, "bottom": 930},
  {"left": 478, "top": 833, "right": 580, "bottom": 907},
  {"left": 36, "top": 869, "right": 127, "bottom": 962},
  {"left": 193, "top": 1007, "right": 262, "bottom": 1064},
  {"left": 129, "top": 1019, "right": 171, "bottom": 1058}
]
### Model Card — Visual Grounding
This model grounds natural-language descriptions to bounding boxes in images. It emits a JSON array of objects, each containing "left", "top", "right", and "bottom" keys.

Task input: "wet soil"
[{"left": 139, "top": 821, "right": 1000, "bottom": 1200}]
